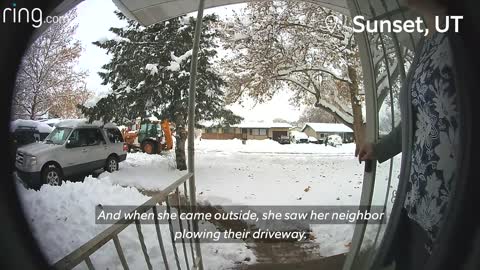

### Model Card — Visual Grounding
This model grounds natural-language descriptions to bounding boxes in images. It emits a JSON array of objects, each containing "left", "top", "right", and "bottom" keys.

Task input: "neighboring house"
[
  {"left": 301, "top": 123, "right": 354, "bottom": 143},
  {"left": 201, "top": 126, "right": 240, "bottom": 140},
  {"left": 201, "top": 122, "right": 292, "bottom": 142}
]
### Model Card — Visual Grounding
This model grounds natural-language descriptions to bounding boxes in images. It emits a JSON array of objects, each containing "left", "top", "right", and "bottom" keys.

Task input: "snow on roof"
[
  {"left": 40, "top": 118, "right": 61, "bottom": 123},
  {"left": 55, "top": 119, "right": 118, "bottom": 129},
  {"left": 10, "top": 119, "right": 54, "bottom": 133},
  {"left": 302, "top": 123, "right": 353, "bottom": 133},
  {"left": 198, "top": 120, "right": 220, "bottom": 128},
  {"left": 233, "top": 122, "right": 292, "bottom": 129},
  {"left": 39, "top": 118, "right": 63, "bottom": 126},
  {"left": 199, "top": 121, "right": 293, "bottom": 129}
]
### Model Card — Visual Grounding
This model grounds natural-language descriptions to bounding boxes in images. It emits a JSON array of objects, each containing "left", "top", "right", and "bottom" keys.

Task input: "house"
[
  {"left": 301, "top": 123, "right": 354, "bottom": 143},
  {"left": 201, "top": 122, "right": 292, "bottom": 141}
]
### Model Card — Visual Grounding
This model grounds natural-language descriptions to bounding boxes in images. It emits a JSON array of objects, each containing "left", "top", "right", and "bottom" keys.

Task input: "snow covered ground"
[
  {"left": 17, "top": 178, "right": 254, "bottom": 270},
  {"left": 17, "top": 139, "right": 367, "bottom": 269}
]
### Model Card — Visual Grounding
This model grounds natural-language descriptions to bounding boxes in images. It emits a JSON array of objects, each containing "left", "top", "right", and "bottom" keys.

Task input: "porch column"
[{"left": 187, "top": 0, "right": 205, "bottom": 269}]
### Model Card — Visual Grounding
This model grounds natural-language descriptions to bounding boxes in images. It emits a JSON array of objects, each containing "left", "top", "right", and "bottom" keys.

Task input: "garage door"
[{"left": 272, "top": 131, "right": 287, "bottom": 141}]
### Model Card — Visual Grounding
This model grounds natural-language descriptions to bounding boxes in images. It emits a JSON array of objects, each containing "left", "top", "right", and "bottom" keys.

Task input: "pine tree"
[{"left": 80, "top": 12, "right": 242, "bottom": 170}]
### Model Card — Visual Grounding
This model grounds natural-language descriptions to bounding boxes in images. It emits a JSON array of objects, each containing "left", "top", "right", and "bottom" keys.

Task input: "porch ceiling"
[
  {"left": 112, "top": 0, "right": 351, "bottom": 26},
  {"left": 110, "top": 0, "right": 418, "bottom": 48}
]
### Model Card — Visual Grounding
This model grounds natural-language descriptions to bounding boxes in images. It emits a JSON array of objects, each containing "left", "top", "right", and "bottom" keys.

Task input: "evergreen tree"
[{"left": 81, "top": 12, "right": 242, "bottom": 170}]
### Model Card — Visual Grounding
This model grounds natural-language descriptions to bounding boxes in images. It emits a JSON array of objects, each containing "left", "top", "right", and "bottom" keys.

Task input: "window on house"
[{"left": 252, "top": 129, "right": 267, "bottom": 136}]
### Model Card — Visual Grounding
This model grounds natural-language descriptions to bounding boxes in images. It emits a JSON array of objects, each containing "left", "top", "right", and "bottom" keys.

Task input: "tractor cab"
[
  {"left": 137, "top": 120, "right": 165, "bottom": 153},
  {"left": 138, "top": 121, "right": 163, "bottom": 143},
  {"left": 122, "top": 118, "right": 173, "bottom": 154}
]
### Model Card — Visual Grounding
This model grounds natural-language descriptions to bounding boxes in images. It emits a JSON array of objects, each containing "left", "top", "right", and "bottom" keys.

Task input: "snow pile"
[
  {"left": 10, "top": 119, "right": 53, "bottom": 133},
  {"left": 17, "top": 178, "right": 147, "bottom": 263},
  {"left": 233, "top": 121, "right": 292, "bottom": 128},
  {"left": 17, "top": 177, "right": 255, "bottom": 269},
  {"left": 99, "top": 152, "right": 185, "bottom": 191}
]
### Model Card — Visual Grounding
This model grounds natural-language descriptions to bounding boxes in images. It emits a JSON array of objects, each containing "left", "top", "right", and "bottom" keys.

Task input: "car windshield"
[{"left": 44, "top": 127, "right": 72, "bottom": 145}]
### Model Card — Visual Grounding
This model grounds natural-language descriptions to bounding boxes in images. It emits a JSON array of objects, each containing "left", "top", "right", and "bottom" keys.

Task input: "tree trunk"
[
  {"left": 30, "top": 94, "right": 37, "bottom": 120},
  {"left": 347, "top": 65, "right": 365, "bottom": 144},
  {"left": 175, "top": 126, "right": 188, "bottom": 171}
]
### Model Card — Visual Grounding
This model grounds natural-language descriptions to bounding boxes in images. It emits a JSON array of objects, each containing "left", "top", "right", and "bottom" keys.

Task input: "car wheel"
[
  {"left": 142, "top": 141, "right": 156, "bottom": 154},
  {"left": 41, "top": 164, "right": 62, "bottom": 186},
  {"left": 105, "top": 156, "right": 119, "bottom": 173}
]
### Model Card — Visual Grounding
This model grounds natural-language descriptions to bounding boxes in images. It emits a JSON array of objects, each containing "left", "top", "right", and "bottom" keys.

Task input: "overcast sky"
[{"left": 73, "top": 0, "right": 303, "bottom": 122}]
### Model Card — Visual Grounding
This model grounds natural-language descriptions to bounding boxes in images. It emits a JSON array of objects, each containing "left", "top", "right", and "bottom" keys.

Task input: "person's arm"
[{"left": 373, "top": 124, "right": 402, "bottom": 163}]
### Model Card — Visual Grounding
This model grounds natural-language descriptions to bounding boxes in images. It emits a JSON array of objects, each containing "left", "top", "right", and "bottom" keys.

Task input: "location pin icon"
[{"left": 325, "top": 15, "right": 339, "bottom": 33}]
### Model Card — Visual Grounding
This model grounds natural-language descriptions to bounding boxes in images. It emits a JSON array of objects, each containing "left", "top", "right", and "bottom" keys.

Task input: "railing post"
[{"left": 187, "top": 0, "right": 206, "bottom": 269}]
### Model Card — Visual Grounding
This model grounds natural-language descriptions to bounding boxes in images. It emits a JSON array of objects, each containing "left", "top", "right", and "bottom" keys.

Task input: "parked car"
[
  {"left": 278, "top": 135, "right": 291, "bottom": 144},
  {"left": 11, "top": 119, "right": 53, "bottom": 145},
  {"left": 326, "top": 134, "right": 343, "bottom": 147},
  {"left": 15, "top": 120, "right": 128, "bottom": 189},
  {"left": 308, "top": 136, "right": 319, "bottom": 144},
  {"left": 290, "top": 131, "right": 309, "bottom": 144},
  {"left": 10, "top": 120, "right": 53, "bottom": 162}
]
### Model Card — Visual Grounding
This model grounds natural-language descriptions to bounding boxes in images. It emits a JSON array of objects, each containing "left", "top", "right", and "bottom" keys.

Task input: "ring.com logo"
[{"left": 2, "top": 2, "right": 68, "bottom": 28}]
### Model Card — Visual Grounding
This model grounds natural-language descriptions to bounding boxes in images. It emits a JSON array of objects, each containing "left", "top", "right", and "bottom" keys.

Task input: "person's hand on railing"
[{"left": 355, "top": 142, "right": 376, "bottom": 164}]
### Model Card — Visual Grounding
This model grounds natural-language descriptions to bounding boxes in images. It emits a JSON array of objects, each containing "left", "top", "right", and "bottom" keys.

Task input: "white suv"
[{"left": 15, "top": 120, "right": 128, "bottom": 188}]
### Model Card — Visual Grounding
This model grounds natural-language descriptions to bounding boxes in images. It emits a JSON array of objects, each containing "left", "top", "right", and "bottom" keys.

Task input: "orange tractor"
[{"left": 122, "top": 118, "right": 173, "bottom": 154}]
